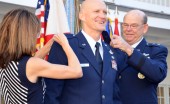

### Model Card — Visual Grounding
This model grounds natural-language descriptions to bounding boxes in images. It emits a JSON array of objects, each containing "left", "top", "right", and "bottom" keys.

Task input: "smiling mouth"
[
  {"left": 99, "top": 21, "right": 105, "bottom": 24},
  {"left": 125, "top": 33, "right": 134, "bottom": 35},
  {"left": 95, "top": 20, "right": 105, "bottom": 24}
]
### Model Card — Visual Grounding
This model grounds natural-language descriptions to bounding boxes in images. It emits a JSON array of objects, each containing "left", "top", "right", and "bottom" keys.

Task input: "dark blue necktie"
[{"left": 95, "top": 42, "right": 103, "bottom": 74}]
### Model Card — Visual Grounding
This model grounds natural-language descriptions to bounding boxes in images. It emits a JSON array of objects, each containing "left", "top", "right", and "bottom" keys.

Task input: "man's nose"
[{"left": 126, "top": 25, "right": 133, "bottom": 31}]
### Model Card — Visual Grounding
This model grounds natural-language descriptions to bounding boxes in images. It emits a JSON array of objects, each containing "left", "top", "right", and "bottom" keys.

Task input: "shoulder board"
[
  {"left": 64, "top": 33, "right": 75, "bottom": 39},
  {"left": 103, "top": 42, "right": 110, "bottom": 50},
  {"left": 103, "top": 42, "right": 116, "bottom": 59},
  {"left": 146, "top": 43, "right": 161, "bottom": 47}
]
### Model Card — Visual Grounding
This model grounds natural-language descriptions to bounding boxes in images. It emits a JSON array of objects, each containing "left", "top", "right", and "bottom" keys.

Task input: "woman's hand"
[{"left": 53, "top": 34, "right": 69, "bottom": 47}]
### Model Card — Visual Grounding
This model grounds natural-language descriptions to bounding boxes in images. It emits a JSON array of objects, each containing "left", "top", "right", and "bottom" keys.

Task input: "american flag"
[
  {"left": 35, "top": 0, "right": 70, "bottom": 50},
  {"left": 35, "top": 0, "right": 49, "bottom": 49}
]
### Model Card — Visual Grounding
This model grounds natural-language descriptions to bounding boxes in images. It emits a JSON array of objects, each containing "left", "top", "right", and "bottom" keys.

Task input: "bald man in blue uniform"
[
  {"left": 44, "top": 0, "right": 121, "bottom": 104},
  {"left": 110, "top": 10, "right": 168, "bottom": 104}
]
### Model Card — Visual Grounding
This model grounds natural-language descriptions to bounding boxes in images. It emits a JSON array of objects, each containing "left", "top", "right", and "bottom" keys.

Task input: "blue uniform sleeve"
[
  {"left": 44, "top": 42, "right": 67, "bottom": 104},
  {"left": 127, "top": 45, "right": 168, "bottom": 83}
]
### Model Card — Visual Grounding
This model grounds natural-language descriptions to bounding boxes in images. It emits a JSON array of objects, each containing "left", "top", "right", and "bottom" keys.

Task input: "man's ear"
[
  {"left": 143, "top": 24, "right": 149, "bottom": 34},
  {"left": 79, "top": 12, "right": 85, "bottom": 21}
]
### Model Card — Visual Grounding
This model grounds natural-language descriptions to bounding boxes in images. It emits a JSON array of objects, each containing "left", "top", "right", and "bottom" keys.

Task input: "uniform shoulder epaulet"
[
  {"left": 103, "top": 42, "right": 110, "bottom": 50},
  {"left": 146, "top": 43, "right": 161, "bottom": 47},
  {"left": 64, "top": 33, "right": 75, "bottom": 39}
]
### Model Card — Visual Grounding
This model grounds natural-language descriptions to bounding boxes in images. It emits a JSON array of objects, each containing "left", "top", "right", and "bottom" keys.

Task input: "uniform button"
[
  {"left": 102, "top": 95, "right": 105, "bottom": 99},
  {"left": 119, "top": 75, "right": 121, "bottom": 79},
  {"left": 102, "top": 80, "right": 104, "bottom": 84}
]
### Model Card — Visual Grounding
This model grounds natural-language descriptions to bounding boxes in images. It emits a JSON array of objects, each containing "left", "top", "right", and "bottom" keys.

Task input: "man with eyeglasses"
[{"left": 109, "top": 10, "right": 168, "bottom": 104}]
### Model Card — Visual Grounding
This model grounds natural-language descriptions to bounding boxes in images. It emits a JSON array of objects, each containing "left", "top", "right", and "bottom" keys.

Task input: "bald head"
[
  {"left": 124, "top": 10, "right": 147, "bottom": 24},
  {"left": 80, "top": 0, "right": 106, "bottom": 13},
  {"left": 78, "top": 0, "right": 107, "bottom": 40}
]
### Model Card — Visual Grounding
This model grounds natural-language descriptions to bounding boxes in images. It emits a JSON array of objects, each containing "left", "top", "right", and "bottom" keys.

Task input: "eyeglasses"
[{"left": 122, "top": 23, "right": 144, "bottom": 29}]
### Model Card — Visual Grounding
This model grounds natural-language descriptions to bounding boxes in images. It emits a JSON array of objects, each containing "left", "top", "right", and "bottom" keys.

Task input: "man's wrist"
[{"left": 126, "top": 47, "right": 134, "bottom": 56}]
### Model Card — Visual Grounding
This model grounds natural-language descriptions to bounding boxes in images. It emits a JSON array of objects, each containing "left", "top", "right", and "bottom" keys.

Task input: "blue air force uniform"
[
  {"left": 44, "top": 32, "right": 121, "bottom": 104},
  {"left": 115, "top": 38, "right": 168, "bottom": 104}
]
